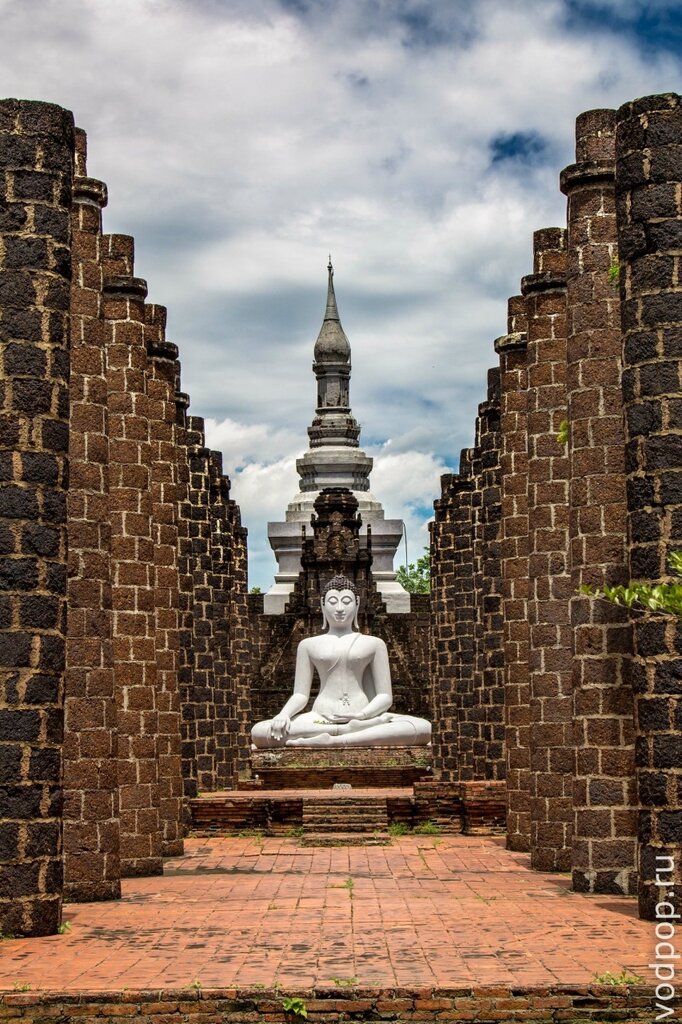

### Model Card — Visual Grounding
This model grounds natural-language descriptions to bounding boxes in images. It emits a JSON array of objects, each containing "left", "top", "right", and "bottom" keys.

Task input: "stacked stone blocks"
[
  {"left": 0, "top": 99, "right": 250, "bottom": 935},
  {"left": 431, "top": 94, "right": 682, "bottom": 918}
]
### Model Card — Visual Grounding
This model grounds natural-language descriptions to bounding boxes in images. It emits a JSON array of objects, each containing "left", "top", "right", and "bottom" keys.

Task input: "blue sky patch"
[
  {"left": 563, "top": 0, "right": 682, "bottom": 56},
  {"left": 490, "top": 130, "right": 548, "bottom": 165}
]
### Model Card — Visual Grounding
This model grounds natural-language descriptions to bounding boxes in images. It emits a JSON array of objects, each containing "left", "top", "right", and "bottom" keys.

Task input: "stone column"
[
  {"left": 146, "top": 303, "right": 184, "bottom": 856},
  {"left": 429, "top": 473, "right": 456, "bottom": 778},
  {"left": 471, "top": 370, "right": 505, "bottom": 780},
  {"left": 63, "top": 129, "right": 121, "bottom": 900},
  {"left": 174, "top": 383, "right": 197, "bottom": 811},
  {"left": 0, "top": 99, "right": 73, "bottom": 935},
  {"left": 185, "top": 417, "right": 218, "bottom": 790},
  {"left": 522, "top": 227, "right": 573, "bottom": 872},
  {"left": 561, "top": 109, "right": 637, "bottom": 895},
  {"left": 495, "top": 295, "right": 531, "bottom": 851},
  {"left": 430, "top": 454, "right": 475, "bottom": 781},
  {"left": 229, "top": 505, "right": 253, "bottom": 779},
  {"left": 615, "top": 92, "right": 682, "bottom": 918},
  {"left": 103, "top": 234, "right": 162, "bottom": 876}
]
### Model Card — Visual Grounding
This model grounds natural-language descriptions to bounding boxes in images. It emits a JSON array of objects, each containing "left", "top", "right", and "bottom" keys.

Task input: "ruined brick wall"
[
  {"left": 560, "top": 110, "right": 636, "bottom": 896},
  {"left": 523, "top": 226, "right": 573, "bottom": 873},
  {"left": 615, "top": 92, "right": 682, "bottom": 919},
  {"left": 431, "top": 92, "right": 682, "bottom": 918},
  {"left": 63, "top": 130, "right": 120, "bottom": 901},
  {"left": 175, "top": 425, "right": 246, "bottom": 795},
  {"left": 0, "top": 98, "right": 247, "bottom": 933},
  {"left": 429, "top": 370, "right": 505, "bottom": 784},
  {"left": 0, "top": 99, "right": 74, "bottom": 937},
  {"left": 494, "top": 296, "right": 530, "bottom": 852}
]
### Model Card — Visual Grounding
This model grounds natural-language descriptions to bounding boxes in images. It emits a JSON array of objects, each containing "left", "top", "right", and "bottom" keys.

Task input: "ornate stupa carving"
[{"left": 264, "top": 260, "right": 410, "bottom": 614}]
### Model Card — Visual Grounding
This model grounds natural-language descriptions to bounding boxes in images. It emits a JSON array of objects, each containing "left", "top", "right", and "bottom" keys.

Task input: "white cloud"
[{"left": 0, "top": 0, "right": 679, "bottom": 588}]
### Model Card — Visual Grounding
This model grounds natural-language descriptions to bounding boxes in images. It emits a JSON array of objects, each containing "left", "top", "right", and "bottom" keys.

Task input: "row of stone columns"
[
  {"left": 0, "top": 99, "right": 253, "bottom": 935},
  {"left": 431, "top": 92, "right": 682, "bottom": 918}
]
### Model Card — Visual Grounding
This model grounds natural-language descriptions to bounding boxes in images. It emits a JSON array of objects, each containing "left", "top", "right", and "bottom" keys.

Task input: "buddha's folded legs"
[{"left": 251, "top": 712, "right": 431, "bottom": 749}]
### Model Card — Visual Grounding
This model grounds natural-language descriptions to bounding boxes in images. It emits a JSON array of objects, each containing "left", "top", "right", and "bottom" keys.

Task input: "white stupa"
[{"left": 264, "top": 260, "right": 410, "bottom": 614}]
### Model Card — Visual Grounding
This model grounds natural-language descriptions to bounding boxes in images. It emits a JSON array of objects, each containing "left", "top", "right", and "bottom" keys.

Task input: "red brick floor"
[{"left": 0, "top": 835, "right": 654, "bottom": 993}]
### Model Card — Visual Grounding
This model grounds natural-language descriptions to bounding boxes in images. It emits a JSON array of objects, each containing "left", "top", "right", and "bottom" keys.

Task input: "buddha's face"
[{"left": 322, "top": 588, "right": 358, "bottom": 629}]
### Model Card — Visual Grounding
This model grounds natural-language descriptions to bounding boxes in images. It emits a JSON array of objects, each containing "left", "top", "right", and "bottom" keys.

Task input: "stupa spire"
[
  {"left": 314, "top": 257, "right": 350, "bottom": 365},
  {"left": 324, "top": 257, "right": 340, "bottom": 321},
  {"left": 264, "top": 259, "right": 410, "bottom": 614}
]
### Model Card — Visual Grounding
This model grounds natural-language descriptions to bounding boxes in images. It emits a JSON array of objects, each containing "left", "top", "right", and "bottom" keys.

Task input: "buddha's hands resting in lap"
[
  {"left": 329, "top": 712, "right": 392, "bottom": 726},
  {"left": 269, "top": 714, "right": 291, "bottom": 741}
]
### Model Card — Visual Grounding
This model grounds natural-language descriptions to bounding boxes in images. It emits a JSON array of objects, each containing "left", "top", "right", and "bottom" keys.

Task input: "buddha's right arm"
[{"left": 278, "top": 641, "right": 313, "bottom": 717}]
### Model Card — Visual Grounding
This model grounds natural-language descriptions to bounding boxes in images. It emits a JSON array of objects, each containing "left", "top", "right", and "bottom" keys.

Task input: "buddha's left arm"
[{"left": 356, "top": 641, "right": 393, "bottom": 720}]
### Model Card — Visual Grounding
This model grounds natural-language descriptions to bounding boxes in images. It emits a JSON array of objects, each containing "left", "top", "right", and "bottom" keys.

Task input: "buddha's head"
[{"left": 322, "top": 575, "right": 360, "bottom": 631}]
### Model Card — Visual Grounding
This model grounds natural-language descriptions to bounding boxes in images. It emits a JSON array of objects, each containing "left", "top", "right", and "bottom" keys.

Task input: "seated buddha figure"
[{"left": 251, "top": 575, "right": 431, "bottom": 748}]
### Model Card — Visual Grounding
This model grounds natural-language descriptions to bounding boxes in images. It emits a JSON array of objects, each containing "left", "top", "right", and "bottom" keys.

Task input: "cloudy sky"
[{"left": 0, "top": 0, "right": 680, "bottom": 589}]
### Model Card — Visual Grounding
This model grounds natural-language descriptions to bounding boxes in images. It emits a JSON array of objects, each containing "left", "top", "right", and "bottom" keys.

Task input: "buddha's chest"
[{"left": 308, "top": 635, "right": 373, "bottom": 675}]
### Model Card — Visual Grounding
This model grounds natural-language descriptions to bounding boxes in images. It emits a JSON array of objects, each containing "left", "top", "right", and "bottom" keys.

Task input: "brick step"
[
  {"left": 300, "top": 832, "right": 391, "bottom": 847},
  {"left": 302, "top": 807, "right": 387, "bottom": 818},
  {"left": 302, "top": 796, "right": 388, "bottom": 836}
]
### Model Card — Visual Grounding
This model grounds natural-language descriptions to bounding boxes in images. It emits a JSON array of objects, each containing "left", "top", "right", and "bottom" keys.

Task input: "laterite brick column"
[
  {"left": 430, "top": 455, "right": 475, "bottom": 781},
  {"left": 185, "top": 418, "right": 218, "bottom": 790},
  {"left": 229, "top": 503, "right": 252, "bottom": 778},
  {"left": 63, "top": 129, "right": 121, "bottom": 900},
  {"left": 0, "top": 99, "right": 73, "bottom": 935},
  {"left": 615, "top": 92, "right": 682, "bottom": 918},
  {"left": 429, "top": 474, "right": 457, "bottom": 779},
  {"left": 470, "top": 370, "right": 505, "bottom": 780},
  {"left": 174, "top": 386, "right": 197, "bottom": 808},
  {"left": 103, "top": 235, "right": 162, "bottom": 876},
  {"left": 522, "top": 227, "right": 573, "bottom": 872},
  {"left": 146, "top": 304, "right": 184, "bottom": 856},
  {"left": 495, "top": 295, "right": 531, "bottom": 851},
  {"left": 207, "top": 451, "right": 235, "bottom": 789},
  {"left": 561, "top": 109, "right": 637, "bottom": 895}
]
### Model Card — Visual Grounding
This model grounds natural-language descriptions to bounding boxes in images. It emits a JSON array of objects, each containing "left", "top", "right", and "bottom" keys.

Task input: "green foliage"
[
  {"left": 396, "top": 549, "right": 430, "bottom": 594},
  {"left": 580, "top": 551, "right": 682, "bottom": 617},
  {"left": 413, "top": 820, "right": 440, "bottom": 834},
  {"left": 592, "top": 969, "right": 643, "bottom": 985},
  {"left": 556, "top": 419, "right": 569, "bottom": 446},
  {"left": 607, "top": 257, "right": 621, "bottom": 291},
  {"left": 388, "top": 821, "right": 409, "bottom": 836},
  {"left": 13, "top": 984, "right": 31, "bottom": 992},
  {"left": 342, "top": 876, "right": 354, "bottom": 893},
  {"left": 57, "top": 921, "right": 71, "bottom": 934},
  {"left": 331, "top": 975, "right": 358, "bottom": 987},
  {"left": 282, "top": 997, "right": 308, "bottom": 1018},
  {"left": 186, "top": 979, "right": 203, "bottom": 990},
  {"left": 249, "top": 586, "right": 262, "bottom": 594}
]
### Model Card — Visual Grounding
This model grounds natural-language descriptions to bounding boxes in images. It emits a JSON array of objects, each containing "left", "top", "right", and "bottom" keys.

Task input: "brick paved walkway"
[{"left": 0, "top": 835, "right": 654, "bottom": 993}]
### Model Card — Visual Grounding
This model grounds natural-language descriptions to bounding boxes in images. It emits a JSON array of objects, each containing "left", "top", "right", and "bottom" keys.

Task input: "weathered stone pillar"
[
  {"left": 615, "top": 92, "right": 682, "bottom": 918},
  {"left": 229, "top": 504, "right": 253, "bottom": 779},
  {"left": 471, "top": 369, "right": 505, "bottom": 780},
  {"left": 63, "top": 129, "right": 121, "bottom": 900},
  {"left": 495, "top": 295, "right": 531, "bottom": 851},
  {"left": 430, "top": 474, "right": 457, "bottom": 778},
  {"left": 561, "top": 108, "right": 637, "bottom": 895},
  {"left": 523, "top": 227, "right": 573, "bottom": 872},
  {"left": 185, "top": 417, "right": 218, "bottom": 790},
  {"left": 146, "top": 303, "right": 184, "bottom": 855},
  {"left": 0, "top": 99, "right": 73, "bottom": 935},
  {"left": 430, "top": 456, "right": 475, "bottom": 781},
  {"left": 103, "top": 234, "right": 162, "bottom": 876}
]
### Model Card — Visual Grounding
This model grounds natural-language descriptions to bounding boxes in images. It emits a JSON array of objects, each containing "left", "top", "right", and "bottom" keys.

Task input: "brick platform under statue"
[{"left": 247, "top": 745, "right": 432, "bottom": 789}]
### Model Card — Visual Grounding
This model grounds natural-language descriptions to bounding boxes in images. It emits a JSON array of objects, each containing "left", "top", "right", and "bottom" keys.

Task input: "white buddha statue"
[{"left": 251, "top": 575, "right": 431, "bottom": 748}]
